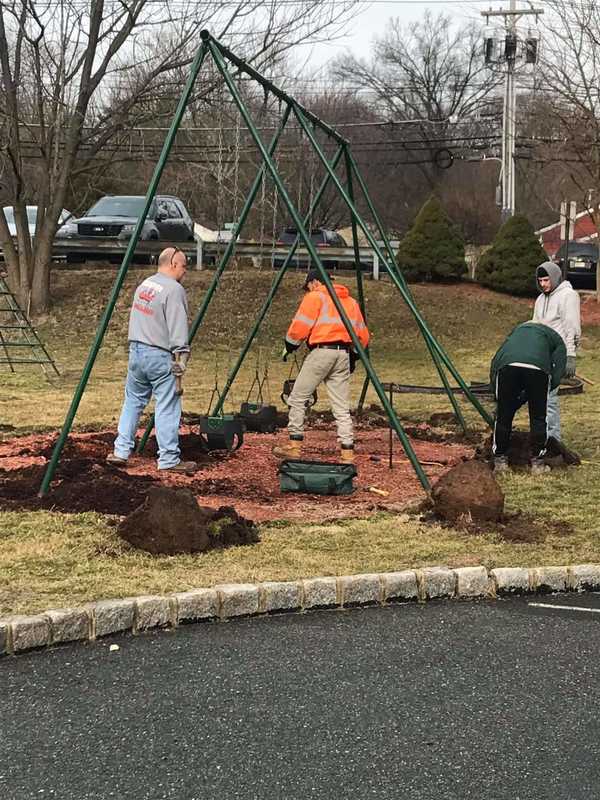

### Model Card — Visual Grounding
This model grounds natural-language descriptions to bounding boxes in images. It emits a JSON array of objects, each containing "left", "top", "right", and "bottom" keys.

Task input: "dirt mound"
[
  {"left": 431, "top": 459, "right": 504, "bottom": 523},
  {"left": 117, "top": 486, "right": 259, "bottom": 555},
  {"left": 478, "top": 431, "right": 581, "bottom": 467}
]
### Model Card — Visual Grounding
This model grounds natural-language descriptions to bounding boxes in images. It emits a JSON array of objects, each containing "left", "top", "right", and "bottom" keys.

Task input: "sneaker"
[
  {"left": 106, "top": 453, "right": 128, "bottom": 466},
  {"left": 160, "top": 460, "right": 198, "bottom": 475},
  {"left": 530, "top": 459, "right": 550, "bottom": 475},
  {"left": 493, "top": 456, "right": 509, "bottom": 474}
]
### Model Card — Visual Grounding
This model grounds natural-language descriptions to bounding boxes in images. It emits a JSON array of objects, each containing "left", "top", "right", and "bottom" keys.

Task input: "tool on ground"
[
  {"left": 368, "top": 486, "right": 389, "bottom": 497},
  {"left": 278, "top": 458, "right": 357, "bottom": 495},
  {"left": 577, "top": 373, "right": 595, "bottom": 386}
]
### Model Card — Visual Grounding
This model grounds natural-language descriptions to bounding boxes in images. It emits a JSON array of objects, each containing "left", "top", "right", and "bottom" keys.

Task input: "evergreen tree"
[
  {"left": 396, "top": 195, "right": 467, "bottom": 282},
  {"left": 477, "top": 215, "right": 547, "bottom": 296}
]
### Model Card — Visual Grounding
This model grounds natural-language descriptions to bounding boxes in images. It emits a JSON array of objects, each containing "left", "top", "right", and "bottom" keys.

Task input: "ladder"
[{"left": 0, "top": 275, "right": 59, "bottom": 377}]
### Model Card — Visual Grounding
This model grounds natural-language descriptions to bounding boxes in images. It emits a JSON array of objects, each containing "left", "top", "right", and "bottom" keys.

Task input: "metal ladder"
[{"left": 0, "top": 276, "right": 59, "bottom": 377}]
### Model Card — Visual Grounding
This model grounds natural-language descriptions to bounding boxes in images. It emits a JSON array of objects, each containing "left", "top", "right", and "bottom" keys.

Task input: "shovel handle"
[{"left": 174, "top": 353, "right": 184, "bottom": 396}]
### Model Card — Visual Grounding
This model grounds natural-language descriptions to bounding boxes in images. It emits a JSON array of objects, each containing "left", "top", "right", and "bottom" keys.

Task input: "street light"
[{"left": 465, "top": 155, "right": 503, "bottom": 208}]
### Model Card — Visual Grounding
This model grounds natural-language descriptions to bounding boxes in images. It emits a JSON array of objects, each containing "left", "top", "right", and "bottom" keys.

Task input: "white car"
[{"left": 2, "top": 206, "right": 73, "bottom": 238}]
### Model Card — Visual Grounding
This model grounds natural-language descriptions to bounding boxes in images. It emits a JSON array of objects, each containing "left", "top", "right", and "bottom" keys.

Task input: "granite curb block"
[{"left": 2, "top": 563, "right": 600, "bottom": 656}]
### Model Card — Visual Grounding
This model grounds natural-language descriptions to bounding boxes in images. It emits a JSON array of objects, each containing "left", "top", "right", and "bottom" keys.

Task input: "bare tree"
[
  {"left": 332, "top": 13, "right": 500, "bottom": 189},
  {"left": 535, "top": 0, "right": 600, "bottom": 298},
  {"left": 0, "top": 0, "right": 359, "bottom": 312}
]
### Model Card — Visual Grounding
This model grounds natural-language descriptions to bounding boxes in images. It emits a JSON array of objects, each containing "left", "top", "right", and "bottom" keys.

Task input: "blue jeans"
[
  {"left": 546, "top": 387, "right": 560, "bottom": 441},
  {"left": 114, "top": 342, "right": 181, "bottom": 469}
]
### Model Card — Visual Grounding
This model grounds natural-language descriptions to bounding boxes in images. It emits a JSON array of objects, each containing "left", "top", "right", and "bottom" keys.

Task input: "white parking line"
[{"left": 528, "top": 602, "right": 600, "bottom": 614}]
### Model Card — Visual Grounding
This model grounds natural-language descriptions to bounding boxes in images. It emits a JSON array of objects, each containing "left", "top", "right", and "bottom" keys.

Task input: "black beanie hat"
[{"left": 537, "top": 266, "right": 549, "bottom": 277}]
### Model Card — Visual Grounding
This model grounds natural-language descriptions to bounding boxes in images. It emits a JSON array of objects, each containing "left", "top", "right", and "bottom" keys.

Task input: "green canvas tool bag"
[{"left": 278, "top": 459, "right": 357, "bottom": 496}]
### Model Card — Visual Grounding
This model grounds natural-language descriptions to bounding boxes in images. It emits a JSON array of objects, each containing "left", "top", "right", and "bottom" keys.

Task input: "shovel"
[{"left": 174, "top": 352, "right": 184, "bottom": 397}]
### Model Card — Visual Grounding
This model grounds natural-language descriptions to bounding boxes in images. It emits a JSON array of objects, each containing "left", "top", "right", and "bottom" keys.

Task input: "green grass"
[{"left": 1, "top": 268, "right": 599, "bottom": 616}]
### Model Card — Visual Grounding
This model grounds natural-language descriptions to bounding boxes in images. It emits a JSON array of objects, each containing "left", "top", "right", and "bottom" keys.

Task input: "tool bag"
[{"left": 278, "top": 459, "right": 357, "bottom": 496}]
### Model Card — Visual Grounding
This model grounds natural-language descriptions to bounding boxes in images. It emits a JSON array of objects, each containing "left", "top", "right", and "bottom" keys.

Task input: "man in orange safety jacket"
[{"left": 272, "top": 268, "right": 369, "bottom": 463}]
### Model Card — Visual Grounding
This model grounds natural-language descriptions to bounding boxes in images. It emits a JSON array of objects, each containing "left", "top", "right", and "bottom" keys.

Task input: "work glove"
[
  {"left": 565, "top": 355, "right": 576, "bottom": 379},
  {"left": 349, "top": 349, "right": 358, "bottom": 374},
  {"left": 171, "top": 351, "right": 189, "bottom": 377},
  {"left": 281, "top": 339, "right": 299, "bottom": 362}
]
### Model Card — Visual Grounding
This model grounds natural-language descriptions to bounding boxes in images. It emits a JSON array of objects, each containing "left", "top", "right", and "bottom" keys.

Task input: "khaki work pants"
[{"left": 287, "top": 348, "right": 353, "bottom": 447}]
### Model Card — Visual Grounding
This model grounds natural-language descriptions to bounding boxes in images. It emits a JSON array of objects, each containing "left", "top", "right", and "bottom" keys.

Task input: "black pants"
[{"left": 493, "top": 366, "right": 549, "bottom": 459}]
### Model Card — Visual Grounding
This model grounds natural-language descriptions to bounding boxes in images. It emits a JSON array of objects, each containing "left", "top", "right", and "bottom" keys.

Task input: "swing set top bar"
[{"left": 199, "top": 30, "right": 348, "bottom": 147}]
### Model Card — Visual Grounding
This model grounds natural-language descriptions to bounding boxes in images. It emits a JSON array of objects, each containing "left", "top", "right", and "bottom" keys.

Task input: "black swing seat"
[
  {"left": 238, "top": 401, "right": 278, "bottom": 433},
  {"left": 278, "top": 458, "right": 357, "bottom": 496},
  {"left": 198, "top": 414, "right": 245, "bottom": 452},
  {"left": 280, "top": 379, "right": 318, "bottom": 408}
]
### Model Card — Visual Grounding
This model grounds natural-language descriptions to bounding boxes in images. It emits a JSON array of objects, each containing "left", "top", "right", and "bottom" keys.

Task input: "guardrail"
[{"left": 3, "top": 237, "right": 399, "bottom": 280}]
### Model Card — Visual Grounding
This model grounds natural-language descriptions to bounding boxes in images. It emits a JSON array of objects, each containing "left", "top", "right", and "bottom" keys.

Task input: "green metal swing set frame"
[{"left": 38, "top": 30, "right": 493, "bottom": 498}]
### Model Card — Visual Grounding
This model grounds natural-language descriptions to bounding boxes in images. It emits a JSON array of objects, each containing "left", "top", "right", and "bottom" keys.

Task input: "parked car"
[
  {"left": 273, "top": 227, "right": 347, "bottom": 269},
  {"left": 56, "top": 195, "right": 195, "bottom": 243},
  {"left": 556, "top": 241, "right": 598, "bottom": 289},
  {"left": 3, "top": 205, "right": 73, "bottom": 238}
]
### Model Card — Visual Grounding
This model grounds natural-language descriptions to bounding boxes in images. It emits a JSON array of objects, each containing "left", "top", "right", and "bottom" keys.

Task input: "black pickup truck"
[{"left": 55, "top": 194, "right": 196, "bottom": 262}]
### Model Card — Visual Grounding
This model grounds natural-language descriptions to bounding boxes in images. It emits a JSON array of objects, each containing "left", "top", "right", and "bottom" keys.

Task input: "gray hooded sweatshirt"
[
  {"left": 532, "top": 261, "right": 580, "bottom": 357},
  {"left": 128, "top": 272, "right": 190, "bottom": 354}
]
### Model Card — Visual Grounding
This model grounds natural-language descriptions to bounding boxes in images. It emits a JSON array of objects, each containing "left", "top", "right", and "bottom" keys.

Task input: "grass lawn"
[{"left": 1, "top": 268, "right": 599, "bottom": 616}]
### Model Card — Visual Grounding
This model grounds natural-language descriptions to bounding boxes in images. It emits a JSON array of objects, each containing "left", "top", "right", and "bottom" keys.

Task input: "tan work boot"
[
  {"left": 340, "top": 445, "right": 355, "bottom": 464},
  {"left": 160, "top": 460, "right": 198, "bottom": 475},
  {"left": 272, "top": 439, "right": 302, "bottom": 460}
]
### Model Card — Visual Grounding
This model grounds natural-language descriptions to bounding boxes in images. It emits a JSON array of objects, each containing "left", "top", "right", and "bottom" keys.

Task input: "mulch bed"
[{"left": 0, "top": 421, "right": 475, "bottom": 522}]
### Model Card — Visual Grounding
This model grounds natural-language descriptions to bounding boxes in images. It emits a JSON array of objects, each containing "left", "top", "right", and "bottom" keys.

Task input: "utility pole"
[{"left": 482, "top": 2, "right": 543, "bottom": 220}]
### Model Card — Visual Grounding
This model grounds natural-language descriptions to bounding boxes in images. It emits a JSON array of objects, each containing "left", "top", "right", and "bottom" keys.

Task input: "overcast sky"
[{"left": 307, "top": 0, "right": 487, "bottom": 68}]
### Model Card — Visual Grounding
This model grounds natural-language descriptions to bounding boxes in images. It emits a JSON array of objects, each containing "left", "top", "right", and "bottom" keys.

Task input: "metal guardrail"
[{"left": 2, "top": 236, "right": 399, "bottom": 279}]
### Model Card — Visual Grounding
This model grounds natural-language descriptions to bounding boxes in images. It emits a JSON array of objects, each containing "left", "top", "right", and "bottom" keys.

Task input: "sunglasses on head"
[{"left": 170, "top": 247, "right": 187, "bottom": 267}]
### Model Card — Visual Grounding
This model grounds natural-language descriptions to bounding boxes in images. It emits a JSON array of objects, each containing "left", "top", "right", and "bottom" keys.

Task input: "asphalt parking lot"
[{"left": 2, "top": 594, "right": 600, "bottom": 800}]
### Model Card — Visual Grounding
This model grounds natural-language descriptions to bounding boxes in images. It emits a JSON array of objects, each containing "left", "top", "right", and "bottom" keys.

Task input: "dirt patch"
[
  {"left": 421, "top": 506, "right": 574, "bottom": 543},
  {"left": 431, "top": 459, "right": 504, "bottom": 523},
  {"left": 117, "top": 486, "right": 259, "bottom": 555},
  {"left": 0, "top": 423, "right": 474, "bottom": 522},
  {"left": 478, "top": 431, "right": 581, "bottom": 468}
]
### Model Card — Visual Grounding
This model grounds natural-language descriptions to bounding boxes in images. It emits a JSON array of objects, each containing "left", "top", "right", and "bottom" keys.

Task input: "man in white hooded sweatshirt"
[{"left": 532, "top": 260, "right": 581, "bottom": 441}]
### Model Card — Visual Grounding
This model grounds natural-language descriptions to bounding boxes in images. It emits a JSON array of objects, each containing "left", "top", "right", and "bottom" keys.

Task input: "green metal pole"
[
  {"left": 346, "top": 154, "right": 469, "bottom": 431},
  {"left": 343, "top": 148, "right": 372, "bottom": 414},
  {"left": 209, "top": 40, "right": 430, "bottom": 491},
  {"left": 38, "top": 42, "right": 209, "bottom": 497},
  {"left": 212, "top": 144, "right": 345, "bottom": 415},
  {"left": 136, "top": 103, "right": 293, "bottom": 454},
  {"left": 201, "top": 31, "right": 346, "bottom": 146},
  {"left": 297, "top": 111, "right": 493, "bottom": 429}
]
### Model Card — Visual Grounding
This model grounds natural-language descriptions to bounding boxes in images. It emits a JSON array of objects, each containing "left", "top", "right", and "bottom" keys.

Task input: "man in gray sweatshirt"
[
  {"left": 107, "top": 246, "right": 196, "bottom": 473},
  {"left": 532, "top": 260, "right": 581, "bottom": 442}
]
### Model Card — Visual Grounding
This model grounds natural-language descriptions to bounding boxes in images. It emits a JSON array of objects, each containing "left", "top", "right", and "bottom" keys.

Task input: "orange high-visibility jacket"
[{"left": 285, "top": 284, "right": 370, "bottom": 348}]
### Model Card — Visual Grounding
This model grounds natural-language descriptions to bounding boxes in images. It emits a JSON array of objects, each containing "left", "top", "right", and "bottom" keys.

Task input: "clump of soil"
[
  {"left": 431, "top": 459, "right": 504, "bottom": 523},
  {"left": 478, "top": 431, "right": 581, "bottom": 468},
  {"left": 117, "top": 485, "right": 259, "bottom": 555}
]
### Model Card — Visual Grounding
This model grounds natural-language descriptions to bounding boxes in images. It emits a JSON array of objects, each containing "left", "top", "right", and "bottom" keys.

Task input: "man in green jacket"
[{"left": 490, "top": 322, "right": 567, "bottom": 475}]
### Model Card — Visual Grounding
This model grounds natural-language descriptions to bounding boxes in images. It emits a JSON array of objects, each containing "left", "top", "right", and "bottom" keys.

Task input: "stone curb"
[{"left": 1, "top": 563, "right": 600, "bottom": 657}]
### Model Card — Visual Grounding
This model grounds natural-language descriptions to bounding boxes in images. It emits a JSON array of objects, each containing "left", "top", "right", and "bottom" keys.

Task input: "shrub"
[
  {"left": 477, "top": 214, "right": 547, "bottom": 296},
  {"left": 396, "top": 195, "right": 467, "bottom": 282}
]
